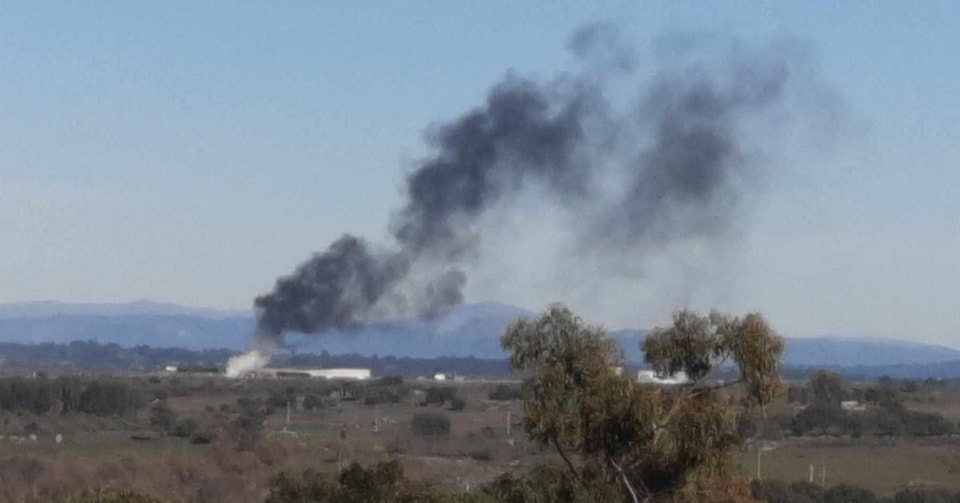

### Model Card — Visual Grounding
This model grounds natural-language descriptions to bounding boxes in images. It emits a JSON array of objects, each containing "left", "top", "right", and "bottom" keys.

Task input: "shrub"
[
  {"left": 265, "top": 461, "right": 443, "bottom": 503},
  {"left": 448, "top": 396, "right": 467, "bottom": 411},
  {"left": 60, "top": 487, "right": 170, "bottom": 503},
  {"left": 303, "top": 394, "right": 325, "bottom": 410},
  {"left": 149, "top": 401, "right": 177, "bottom": 433},
  {"left": 173, "top": 418, "right": 198, "bottom": 439},
  {"left": 824, "top": 484, "right": 878, "bottom": 503},
  {"left": 375, "top": 376, "right": 404, "bottom": 386},
  {"left": 424, "top": 386, "right": 455, "bottom": 406},
  {"left": 894, "top": 488, "right": 960, "bottom": 503},
  {"left": 411, "top": 413, "right": 450, "bottom": 436},
  {"left": 488, "top": 384, "right": 522, "bottom": 401}
]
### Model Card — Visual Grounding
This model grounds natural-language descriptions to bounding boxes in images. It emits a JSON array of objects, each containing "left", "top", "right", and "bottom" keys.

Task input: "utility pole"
[
  {"left": 286, "top": 400, "right": 291, "bottom": 426},
  {"left": 374, "top": 406, "right": 380, "bottom": 433},
  {"left": 506, "top": 410, "right": 512, "bottom": 437},
  {"left": 809, "top": 464, "right": 814, "bottom": 483},
  {"left": 756, "top": 446, "right": 762, "bottom": 480}
]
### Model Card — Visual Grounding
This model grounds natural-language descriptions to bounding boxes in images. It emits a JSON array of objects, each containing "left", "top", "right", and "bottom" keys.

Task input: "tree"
[
  {"left": 810, "top": 371, "right": 847, "bottom": 407},
  {"left": 149, "top": 400, "right": 178, "bottom": 434},
  {"left": 501, "top": 304, "right": 784, "bottom": 503},
  {"left": 411, "top": 413, "right": 451, "bottom": 436}
]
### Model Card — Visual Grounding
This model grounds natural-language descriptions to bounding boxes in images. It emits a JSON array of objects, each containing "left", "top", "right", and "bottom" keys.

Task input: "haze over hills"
[{"left": 0, "top": 301, "right": 958, "bottom": 374}]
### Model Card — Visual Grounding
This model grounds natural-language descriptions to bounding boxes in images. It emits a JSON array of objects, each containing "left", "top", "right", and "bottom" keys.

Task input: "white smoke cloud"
[{"left": 225, "top": 349, "right": 270, "bottom": 378}]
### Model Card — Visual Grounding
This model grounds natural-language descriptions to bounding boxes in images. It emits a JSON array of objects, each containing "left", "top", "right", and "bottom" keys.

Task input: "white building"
[
  {"left": 636, "top": 370, "right": 690, "bottom": 385},
  {"left": 433, "top": 373, "right": 448, "bottom": 381},
  {"left": 258, "top": 368, "right": 371, "bottom": 380},
  {"left": 841, "top": 400, "right": 867, "bottom": 412}
]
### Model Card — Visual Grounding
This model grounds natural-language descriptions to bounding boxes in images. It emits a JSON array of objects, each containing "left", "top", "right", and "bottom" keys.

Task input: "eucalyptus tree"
[{"left": 501, "top": 304, "right": 784, "bottom": 502}]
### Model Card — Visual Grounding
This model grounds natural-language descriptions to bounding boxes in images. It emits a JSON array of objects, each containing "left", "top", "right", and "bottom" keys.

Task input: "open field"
[
  {"left": 1, "top": 374, "right": 960, "bottom": 502},
  {"left": 737, "top": 439, "right": 960, "bottom": 496}
]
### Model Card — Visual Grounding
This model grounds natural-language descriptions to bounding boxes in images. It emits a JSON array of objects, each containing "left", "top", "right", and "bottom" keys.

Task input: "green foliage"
[
  {"left": 483, "top": 464, "right": 618, "bottom": 503},
  {"left": 893, "top": 488, "right": 960, "bottom": 503},
  {"left": 449, "top": 396, "right": 467, "bottom": 411},
  {"left": 60, "top": 487, "right": 170, "bottom": 503},
  {"left": 811, "top": 371, "right": 848, "bottom": 406},
  {"left": 501, "top": 303, "right": 783, "bottom": 502},
  {"left": 78, "top": 379, "right": 142, "bottom": 416},
  {"left": 424, "top": 386, "right": 457, "bottom": 406},
  {"left": 643, "top": 310, "right": 785, "bottom": 407},
  {"left": 789, "top": 372, "right": 955, "bottom": 438},
  {"left": 228, "top": 397, "right": 269, "bottom": 450},
  {"left": 303, "top": 393, "right": 326, "bottom": 410},
  {"left": 824, "top": 484, "right": 878, "bottom": 503},
  {"left": 488, "top": 384, "right": 523, "bottom": 401},
  {"left": 411, "top": 412, "right": 451, "bottom": 436},
  {"left": 266, "top": 460, "right": 478, "bottom": 503},
  {"left": 374, "top": 376, "right": 404, "bottom": 386},
  {"left": 751, "top": 480, "right": 824, "bottom": 503},
  {"left": 149, "top": 400, "right": 177, "bottom": 433},
  {"left": 0, "top": 376, "right": 141, "bottom": 416},
  {"left": 172, "top": 417, "right": 198, "bottom": 438},
  {"left": 363, "top": 389, "right": 402, "bottom": 406}
]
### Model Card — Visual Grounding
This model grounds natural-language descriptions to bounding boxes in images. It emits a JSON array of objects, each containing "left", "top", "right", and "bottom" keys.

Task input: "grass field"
[
  {"left": 738, "top": 439, "right": 960, "bottom": 496},
  {"left": 2, "top": 376, "right": 960, "bottom": 502}
]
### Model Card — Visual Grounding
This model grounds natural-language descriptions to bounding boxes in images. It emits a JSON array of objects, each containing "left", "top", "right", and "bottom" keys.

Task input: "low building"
[
  {"left": 636, "top": 370, "right": 689, "bottom": 385},
  {"left": 841, "top": 400, "right": 867, "bottom": 412},
  {"left": 433, "top": 373, "right": 447, "bottom": 381},
  {"left": 258, "top": 368, "right": 372, "bottom": 380}
]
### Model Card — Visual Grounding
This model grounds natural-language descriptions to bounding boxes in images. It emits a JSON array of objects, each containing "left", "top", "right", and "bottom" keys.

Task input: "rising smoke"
[{"left": 230, "top": 27, "right": 813, "bottom": 375}]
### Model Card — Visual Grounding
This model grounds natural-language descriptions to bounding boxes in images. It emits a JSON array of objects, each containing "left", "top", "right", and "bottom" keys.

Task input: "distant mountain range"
[{"left": 1, "top": 300, "right": 958, "bottom": 377}]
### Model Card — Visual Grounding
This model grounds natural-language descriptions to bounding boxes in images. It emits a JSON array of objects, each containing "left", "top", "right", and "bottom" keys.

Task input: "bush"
[
  {"left": 265, "top": 461, "right": 443, "bottom": 503},
  {"left": 228, "top": 398, "right": 269, "bottom": 450},
  {"left": 894, "top": 488, "right": 960, "bottom": 503},
  {"left": 363, "top": 389, "right": 401, "bottom": 406},
  {"left": 448, "top": 396, "right": 467, "bottom": 411},
  {"left": 172, "top": 418, "right": 198, "bottom": 439},
  {"left": 424, "top": 386, "right": 455, "bottom": 406},
  {"left": 60, "top": 487, "right": 171, "bottom": 503},
  {"left": 411, "top": 413, "right": 451, "bottom": 436},
  {"left": 303, "top": 394, "right": 325, "bottom": 410},
  {"left": 488, "top": 384, "right": 522, "bottom": 401},
  {"left": 751, "top": 480, "right": 823, "bottom": 503},
  {"left": 824, "top": 484, "right": 878, "bottom": 503},
  {"left": 149, "top": 401, "right": 177, "bottom": 433},
  {"left": 375, "top": 376, "right": 404, "bottom": 386}
]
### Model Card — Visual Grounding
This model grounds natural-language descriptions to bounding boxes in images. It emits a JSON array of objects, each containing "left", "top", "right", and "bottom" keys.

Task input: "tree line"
[
  {"left": 0, "top": 376, "right": 141, "bottom": 416},
  {"left": 786, "top": 371, "right": 957, "bottom": 438}
]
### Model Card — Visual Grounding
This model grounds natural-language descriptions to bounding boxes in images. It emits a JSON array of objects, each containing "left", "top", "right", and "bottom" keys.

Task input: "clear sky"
[{"left": 1, "top": 1, "right": 958, "bottom": 346}]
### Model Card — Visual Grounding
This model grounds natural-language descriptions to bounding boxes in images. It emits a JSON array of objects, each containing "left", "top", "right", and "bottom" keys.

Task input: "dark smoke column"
[{"left": 231, "top": 27, "right": 816, "bottom": 376}]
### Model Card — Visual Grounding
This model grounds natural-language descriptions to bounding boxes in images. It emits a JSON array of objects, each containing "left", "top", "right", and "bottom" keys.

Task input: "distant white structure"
[
  {"left": 636, "top": 370, "right": 690, "bottom": 385},
  {"left": 433, "top": 373, "right": 448, "bottom": 381},
  {"left": 226, "top": 350, "right": 271, "bottom": 378},
  {"left": 258, "top": 368, "right": 372, "bottom": 380},
  {"left": 164, "top": 365, "right": 178, "bottom": 373},
  {"left": 841, "top": 400, "right": 867, "bottom": 412}
]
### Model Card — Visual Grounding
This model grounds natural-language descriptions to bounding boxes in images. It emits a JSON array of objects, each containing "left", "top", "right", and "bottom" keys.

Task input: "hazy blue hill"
[
  {"left": 0, "top": 300, "right": 249, "bottom": 319},
  {"left": 610, "top": 330, "right": 960, "bottom": 368},
  {"left": 781, "top": 337, "right": 960, "bottom": 367},
  {"left": 1, "top": 301, "right": 958, "bottom": 374},
  {"left": 0, "top": 313, "right": 253, "bottom": 349}
]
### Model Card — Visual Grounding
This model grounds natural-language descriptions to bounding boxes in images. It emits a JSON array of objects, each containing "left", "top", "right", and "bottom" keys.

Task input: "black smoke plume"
[{"left": 251, "top": 28, "right": 808, "bottom": 348}]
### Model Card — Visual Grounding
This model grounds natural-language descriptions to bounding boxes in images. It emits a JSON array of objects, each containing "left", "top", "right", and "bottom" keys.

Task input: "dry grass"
[
  {"left": 3, "top": 379, "right": 960, "bottom": 501},
  {"left": 738, "top": 439, "right": 960, "bottom": 496}
]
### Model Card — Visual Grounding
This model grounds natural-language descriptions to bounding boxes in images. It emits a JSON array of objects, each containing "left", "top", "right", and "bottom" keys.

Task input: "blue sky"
[{"left": 1, "top": 2, "right": 958, "bottom": 345}]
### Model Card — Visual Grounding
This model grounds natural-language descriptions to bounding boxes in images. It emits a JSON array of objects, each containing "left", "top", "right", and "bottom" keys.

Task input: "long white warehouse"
[{"left": 257, "top": 368, "right": 372, "bottom": 380}]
